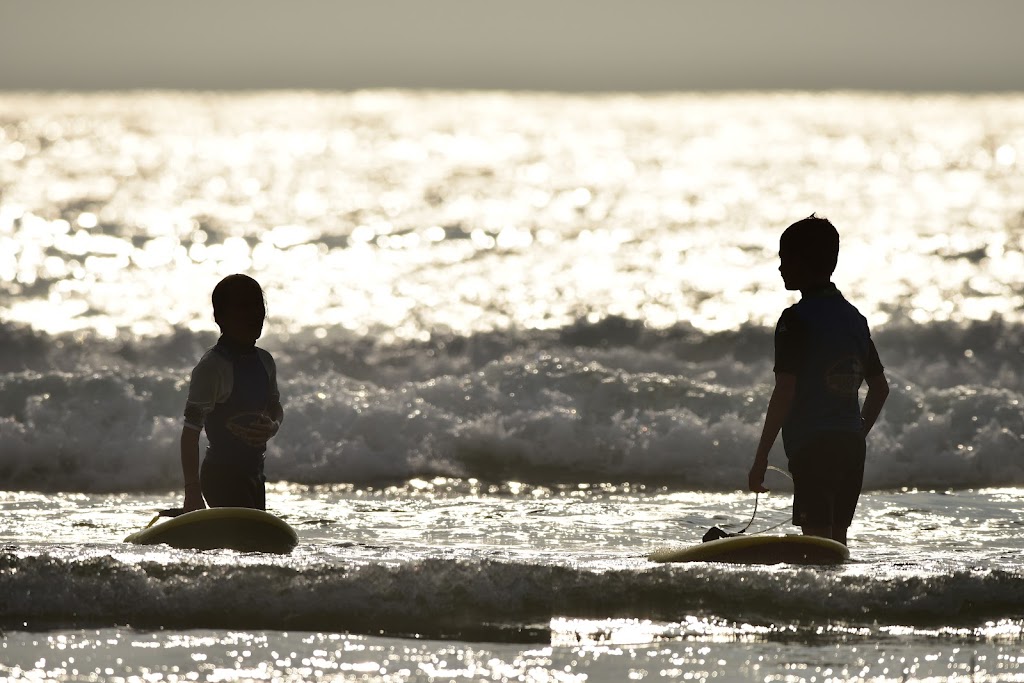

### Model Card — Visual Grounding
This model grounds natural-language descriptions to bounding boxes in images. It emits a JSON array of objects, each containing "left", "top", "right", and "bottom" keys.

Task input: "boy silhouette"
[
  {"left": 180, "top": 274, "right": 284, "bottom": 512},
  {"left": 748, "top": 215, "right": 889, "bottom": 546}
]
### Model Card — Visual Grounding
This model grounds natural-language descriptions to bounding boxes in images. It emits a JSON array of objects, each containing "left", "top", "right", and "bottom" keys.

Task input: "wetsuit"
[
  {"left": 183, "top": 336, "right": 280, "bottom": 509},
  {"left": 774, "top": 284, "right": 884, "bottom": 529}
]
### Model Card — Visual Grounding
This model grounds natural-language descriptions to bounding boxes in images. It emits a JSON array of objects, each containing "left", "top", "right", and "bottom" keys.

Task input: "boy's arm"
[
  {"left": 748, "top": 372, "right": 796, "bottom": 493},
  {"left": 180, "top": 426, "right": 206, "bottom": 512},
  {"left": 861, "top": 372, "right": 890, "bottom": 437}
]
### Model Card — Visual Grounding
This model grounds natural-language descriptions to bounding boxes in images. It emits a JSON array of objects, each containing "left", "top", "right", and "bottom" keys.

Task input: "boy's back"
[{"left": 775, "top": 284, "right": 883, "bottom": 455}]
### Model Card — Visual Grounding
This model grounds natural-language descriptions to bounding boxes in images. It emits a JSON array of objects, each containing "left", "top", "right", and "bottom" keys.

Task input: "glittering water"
[
  {"left": 3, "top": 92, "right": 1023, "bottom": 338},
  {"left": 2, "top": 91, "right": 1024, "bottom": 681}
]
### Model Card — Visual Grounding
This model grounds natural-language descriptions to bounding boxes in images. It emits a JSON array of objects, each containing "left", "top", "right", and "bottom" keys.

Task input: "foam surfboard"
[
  {"left": 125, "top": 507, "right": 298, "bottom": 554},
  {"left": 649, "top": 534, "right": 849, "bottom": 565}
]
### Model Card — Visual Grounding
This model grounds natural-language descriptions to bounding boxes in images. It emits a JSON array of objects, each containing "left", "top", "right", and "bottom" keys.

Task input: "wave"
[
  {"left": 0, "top": 317, "right": 1021, "bottom": 492},
  {"left": 2, "top": 552, "right": 1022, "bottom": 640}
]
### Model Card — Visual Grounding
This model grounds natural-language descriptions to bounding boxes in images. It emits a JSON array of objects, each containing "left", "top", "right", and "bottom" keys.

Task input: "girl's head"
[{"left": 212, "top": 274, "right": 266, "bottom": 344}]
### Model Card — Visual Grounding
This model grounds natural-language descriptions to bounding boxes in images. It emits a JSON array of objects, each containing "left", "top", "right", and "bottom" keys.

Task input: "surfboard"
[
  {"left": 648, "top": 534, "right": 849, "bottom": 565},
  {"left": 124, "top": 507, "right": 298, "bottom": 554}
]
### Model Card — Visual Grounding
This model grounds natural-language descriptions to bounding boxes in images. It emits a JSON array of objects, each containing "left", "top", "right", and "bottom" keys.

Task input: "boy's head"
[
  {"left": 212, "top": 274, "right": 266, "bottom": 344},
  {"left": 779, "top": 214, "right": 839, "bottom": 290}
]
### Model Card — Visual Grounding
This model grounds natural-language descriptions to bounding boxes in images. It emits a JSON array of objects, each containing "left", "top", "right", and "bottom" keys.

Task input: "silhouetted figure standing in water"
[
  {"left": 180, "top": 274, "right": 284, "bottom": 512},
  {"left": 748, "top": 215, "right": 890, "bottom": 546}
]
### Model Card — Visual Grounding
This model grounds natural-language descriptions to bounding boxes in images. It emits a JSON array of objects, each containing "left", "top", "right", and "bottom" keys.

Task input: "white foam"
[{"left": 0, "top": 320, "right": 1021, "bottom": 492}]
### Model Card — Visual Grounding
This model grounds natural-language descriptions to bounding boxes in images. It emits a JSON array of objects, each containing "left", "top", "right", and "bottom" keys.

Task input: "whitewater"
[{"left": 1, "top": 91, "right": 1023, "bottom": 681}]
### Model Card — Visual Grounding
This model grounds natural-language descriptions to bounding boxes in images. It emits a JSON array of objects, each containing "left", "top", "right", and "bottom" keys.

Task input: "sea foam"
[{"left": 1, "top": 317, "right": 1020, "bottom": 492}]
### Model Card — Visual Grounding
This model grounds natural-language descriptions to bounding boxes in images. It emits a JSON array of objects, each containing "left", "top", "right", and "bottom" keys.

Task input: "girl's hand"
[
  {"left": 227, "top": 413, "right": 280, "bottom": 446},
  {"left": 233, "top": 414, "right": 280, "bottom": 446}
]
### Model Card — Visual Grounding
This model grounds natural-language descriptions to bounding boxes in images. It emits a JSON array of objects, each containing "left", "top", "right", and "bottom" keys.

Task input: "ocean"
[{"left": 1, "top": 90, "right": 1023, "bottom": 681}]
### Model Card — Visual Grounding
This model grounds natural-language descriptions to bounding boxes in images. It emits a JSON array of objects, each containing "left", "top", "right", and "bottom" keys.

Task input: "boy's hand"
[
  {"left": 748, "top": 460, "right": 770, "bottom": 493},
  {"left": 183, "top": 484, "right": 206, "bottom": 513}
]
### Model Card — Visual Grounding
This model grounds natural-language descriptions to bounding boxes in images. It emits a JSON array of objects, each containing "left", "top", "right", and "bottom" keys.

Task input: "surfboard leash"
[
  {"left": 744, "top": 465, "right": 794, "bottom": 535},
  {"left": 736, "top": 492, "right": 759, "bottom": 534},
  {"left": 703, "top": 465, "right": 794, "bottom": 541},
  {"left": 140, "top": 507, "right": 187, "bottom": 530}
]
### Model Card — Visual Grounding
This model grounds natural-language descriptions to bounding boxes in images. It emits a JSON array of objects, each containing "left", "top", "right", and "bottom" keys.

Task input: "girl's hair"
[{"left": 212, "top": 274, "right": 265, "bottom": 320}]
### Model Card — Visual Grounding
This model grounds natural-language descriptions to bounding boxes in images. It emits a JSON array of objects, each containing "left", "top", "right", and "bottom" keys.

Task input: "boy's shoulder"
[
  {"left": 792, "top": 288, "right": 863, "bottom": 313},
  {"left": 775, "top": 303, "right": 806, "bottom": 336},
  {"left": 786, "top": 290, "right": 872, "bottom": 336}
]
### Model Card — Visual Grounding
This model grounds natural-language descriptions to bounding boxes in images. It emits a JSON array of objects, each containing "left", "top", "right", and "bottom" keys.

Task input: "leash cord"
[
  {"left": 737, "top": 492, "right": 759, "bottom": 534},
  {"left": 734, "top": 465, "right": 794, "bottom": 535}
]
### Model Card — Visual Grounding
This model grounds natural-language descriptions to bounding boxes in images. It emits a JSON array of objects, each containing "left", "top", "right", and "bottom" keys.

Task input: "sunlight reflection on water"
[{"left": 2, "top": 91, "right": 1023, "bottom": 339}]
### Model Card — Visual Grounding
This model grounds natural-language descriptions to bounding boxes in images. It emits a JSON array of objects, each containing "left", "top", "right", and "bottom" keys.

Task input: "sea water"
[{"left": 1, "top": 91, "right": 1023, "bottom": 681}]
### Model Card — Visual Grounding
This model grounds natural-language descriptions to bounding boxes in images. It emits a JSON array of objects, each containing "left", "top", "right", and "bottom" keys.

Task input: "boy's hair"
[
  {"left": 212, "top": 274, "right": 266, "bottom": 321},
  {"left": 780, "top": 214, "right": 840, "bottom": 276}
]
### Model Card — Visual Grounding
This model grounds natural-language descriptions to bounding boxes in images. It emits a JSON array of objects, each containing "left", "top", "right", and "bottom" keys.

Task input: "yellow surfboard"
[
  {"left": 125, "top": 507, "right": 298, "bottom": 554},
  {"left": 649, "top": 534, "right": 849, "bottom": 565}
]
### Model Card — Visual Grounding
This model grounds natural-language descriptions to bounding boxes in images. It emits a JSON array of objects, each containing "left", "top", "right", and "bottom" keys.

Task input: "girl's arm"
[
  {"left": 180, "top": 426, "right": 205, "bottom": 512},
  {"left": 267, "top": 399, "right": 284, "bottom": 429}
]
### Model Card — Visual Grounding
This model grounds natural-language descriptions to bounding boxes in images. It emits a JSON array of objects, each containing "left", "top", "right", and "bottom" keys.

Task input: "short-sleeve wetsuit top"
[
  {"left": 183, "top": 336, "right": 280, "bottom": 473},
  {"left": 774, "top": 284, "right": 884, "bottom": 456}
]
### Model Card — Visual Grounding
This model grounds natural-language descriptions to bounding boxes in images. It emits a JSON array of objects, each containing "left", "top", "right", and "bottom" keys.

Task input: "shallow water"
[
  {"left": 2, "top": 487, "right": 1024, "bottom": 681},
  {"left": 4, "top": 487, "right": 1024, "bottom": 630}
]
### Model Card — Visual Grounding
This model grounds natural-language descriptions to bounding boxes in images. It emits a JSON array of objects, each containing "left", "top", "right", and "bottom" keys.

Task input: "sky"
[{"left": 1, "top": 1, "right": 1023, "bottom": 92}]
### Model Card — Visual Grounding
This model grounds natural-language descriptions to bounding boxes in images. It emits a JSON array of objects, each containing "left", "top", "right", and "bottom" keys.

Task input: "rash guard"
[
  {"left": 773, "top": 284, "right": 883, "bottom": 456},
  {"left": 183, "top": 336, "right": 280, "bottom": 472}
]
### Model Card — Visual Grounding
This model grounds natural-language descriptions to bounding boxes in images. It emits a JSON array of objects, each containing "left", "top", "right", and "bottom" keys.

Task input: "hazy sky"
[{"left": 2, "top": 1, "right": 1022, "bottom": 91}]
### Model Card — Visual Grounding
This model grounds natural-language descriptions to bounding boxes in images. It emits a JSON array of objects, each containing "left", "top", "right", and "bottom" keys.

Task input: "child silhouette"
[
  {"left": 180, "top": 274, "right": 283, "bottom": 511},
  {"left": 748, "top": 215, "right": 890, "bottom": 546}
]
